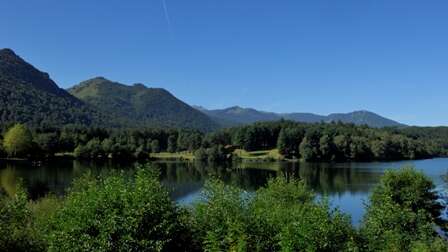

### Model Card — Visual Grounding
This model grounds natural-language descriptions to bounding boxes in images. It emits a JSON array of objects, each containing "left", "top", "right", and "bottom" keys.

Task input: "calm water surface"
[{"left": 1, "top": 158, "right": 447, "bottom": 225}]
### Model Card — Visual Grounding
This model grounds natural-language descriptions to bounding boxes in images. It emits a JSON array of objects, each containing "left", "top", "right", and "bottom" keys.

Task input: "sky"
[{"left": 1, "top": 0, "right": 448, "bottom": 126}]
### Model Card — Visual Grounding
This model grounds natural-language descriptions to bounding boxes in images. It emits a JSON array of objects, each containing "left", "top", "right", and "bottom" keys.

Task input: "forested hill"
[
  {"left": 68, "top": 77, "right": 218, "bottom": 131},
  {"left": 0, "top": 49, "right": 111, "bottom": 128},
  {"left": 198, "top": 106, "right": 404, "bottom": 128},
  {"left": 0, "top": 49, "right": 217, "bottom": 131}
]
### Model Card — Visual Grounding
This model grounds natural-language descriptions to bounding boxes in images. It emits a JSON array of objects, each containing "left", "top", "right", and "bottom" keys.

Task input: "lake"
[{"left": 1, "top": 158, "right": 447, "bottom": 225}]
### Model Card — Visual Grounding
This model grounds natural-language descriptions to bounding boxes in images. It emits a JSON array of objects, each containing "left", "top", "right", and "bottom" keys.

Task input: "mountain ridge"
[
  {"left": 197, "top": 106, "right": 405, "bottom": 128},
  {"left": 0, "top": 48, "right": 112, "bottom": 127},
  {"left": 68, "top": 77, "right": 218, "bottom": 131}
]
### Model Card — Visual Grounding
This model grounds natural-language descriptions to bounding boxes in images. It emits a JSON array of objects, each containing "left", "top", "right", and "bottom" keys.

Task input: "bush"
[
  {"left": 194, "top": 178, "right": 356, "bottom": 251},
  {"left": 0, "top": 184, "right": 44, "bottom": 252},
  {"left": 361, "top": 167, "right": 447, "bottom": 251},
  {"left": 251, "top": 178, "right": 355, "bottom": 251},
  {"left": 194, "top": 180, "right": 250, "bottom": 251},
  {"left": 46, "top": 166, "right": 193, "bottom": 251}
]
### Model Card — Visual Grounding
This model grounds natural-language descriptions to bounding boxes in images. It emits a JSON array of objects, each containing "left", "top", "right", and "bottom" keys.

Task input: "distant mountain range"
[
  {"left": 196, "top": 106, "right": 405, "bottom": 128},
  {"left": 0, "top": 48, "right": 404, "bottom": 130}
]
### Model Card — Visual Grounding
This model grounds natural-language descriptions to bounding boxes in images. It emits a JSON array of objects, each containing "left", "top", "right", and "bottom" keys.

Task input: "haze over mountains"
[{"left": 0, "top": 48, "right": 404, "bottom": 130}]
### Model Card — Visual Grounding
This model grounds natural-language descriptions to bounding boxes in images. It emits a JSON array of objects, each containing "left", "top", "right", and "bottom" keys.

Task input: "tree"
[
  {"left": 334, "top": 135, "right": 351, "bottom": 161},
  {"left": 0, "top": 139, "right": 6, "bottom": 158},
  {"left": 3, "top": 124, "right": 34, "bottom": 158},
  {"left": 319, "top": 134, "right": 335, "bottom": 161},
  {"left": 47, "top": 167, "right": 194, "bottom": 251},
  {"left": 277, "top": 128, "right": 304, "bottom": 159},
  {"left": 151, "top": 139, "right": 160, "bottom": 153},
  {"left": 101, "top": 138, "right": 114, "bottom": 154},
  {"left": 167, "top": 135, "right": 177, "bottom": 153},
  {"left": 34, "top": 133, "right": 59, "bottom": 156},
  {"left": 299, "top": 136, "right": 320, "bottom": 161},
  {"left": 350, "top": 136, "right": 371, "bottom": 161},
  {"left": 0, "top": 184, "right": 45, "bottom": 251},
  {"left": 361, "top": 167, "right": 447, "bottom": 251}
]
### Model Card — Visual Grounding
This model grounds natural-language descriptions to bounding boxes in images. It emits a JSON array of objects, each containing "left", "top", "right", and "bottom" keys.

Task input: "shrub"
[
  {"left": 361, "top": 167, "right": 447, "bottom": 251},
  {"left": 194, "top": 178, "right": 356, "bottom": 251},
  {"left": 0, "top": 184, "right": 44, "bottom": 252},
  {"left": 46, "top": 166, "right": 193, "bottom": 251},
  {"left": 251, "top": 178, "right": 355, "bottom": 251},
  {"left": 194, "top": 180, "right": 250, "bottom": 251}
]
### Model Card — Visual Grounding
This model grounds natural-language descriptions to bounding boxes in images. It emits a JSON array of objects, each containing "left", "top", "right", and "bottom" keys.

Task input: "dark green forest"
[{"left": 1, "top": 120, "right": 448, "bottom": 163}]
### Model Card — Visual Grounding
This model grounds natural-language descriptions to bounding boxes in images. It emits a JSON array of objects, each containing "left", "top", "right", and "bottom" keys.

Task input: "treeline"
[
  {"left": 215, "top": 120, "right": 446, "bottom": 161},
  {"left": 0, "top": 124, "right": 206, "bottom": 160},
  {"left": 1, "top": 120, "right": 447, "bottom": 162},
  {"left": 0, "top": 166, "right": 447, "bottom": 251}
]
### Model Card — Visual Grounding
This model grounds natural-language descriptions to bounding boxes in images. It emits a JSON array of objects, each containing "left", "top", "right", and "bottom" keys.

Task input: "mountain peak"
[
  {"left": 0, "top": 48, "right": 17, "bottom": 57},
  {"left": 0, "top": 49, "right": 110, "bottom": 127},
  {"left": 200, "top": 106, "right": 404, "bottom": 128},
  {"left": 0, "top": 48, "right": 68, "bottom": 96},
  {"left": 132, "top": 83, "right": 147, "bottom": 89},
  {"left": 69, "top": 78, "right": 218, "bottom": 131}
]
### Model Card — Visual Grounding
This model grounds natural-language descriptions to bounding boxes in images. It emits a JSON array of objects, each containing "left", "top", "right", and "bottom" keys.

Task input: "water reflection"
[{"left": 0, "top": 158, "right": 447, "bottom": 224}]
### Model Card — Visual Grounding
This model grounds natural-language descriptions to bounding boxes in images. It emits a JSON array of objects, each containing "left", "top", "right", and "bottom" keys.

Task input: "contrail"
[{"left": 161, "top": 0, "right": 172, "bottom": 33}]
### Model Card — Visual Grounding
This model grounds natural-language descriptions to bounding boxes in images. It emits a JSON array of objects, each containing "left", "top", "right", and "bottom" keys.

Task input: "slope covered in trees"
[
  {"left": 198, "top": 106, "right": 405, "bottom": 128},
  {"left": 0, "top": 49, "right": 111, "bottom": 128},
  {"left": 68, "top": 77, "right": 218, "bottom": 131}
]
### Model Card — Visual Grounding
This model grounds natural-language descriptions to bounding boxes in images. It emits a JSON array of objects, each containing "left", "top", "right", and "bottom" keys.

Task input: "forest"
[
  {"left": 0, "top": 165, "right": 447, "bottom": 251},
  {"left": 1, "top": 120, "right": 447, "bottom": 163}
]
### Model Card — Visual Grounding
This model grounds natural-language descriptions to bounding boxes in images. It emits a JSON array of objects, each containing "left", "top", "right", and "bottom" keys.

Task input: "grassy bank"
[{"left": 148, "top": 149, "right": 286, "bottom": 162}]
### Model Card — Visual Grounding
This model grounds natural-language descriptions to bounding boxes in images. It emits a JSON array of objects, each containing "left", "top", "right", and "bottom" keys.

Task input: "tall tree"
[
  {"left": 167, "top": 135, "right": 177, "bottom": 153},
  {"left": 3, "top": 124, "right": 33, "bottom": 157}
]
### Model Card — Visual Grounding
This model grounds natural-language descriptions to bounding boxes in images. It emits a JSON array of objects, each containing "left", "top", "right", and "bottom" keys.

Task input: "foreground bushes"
[
  {"left": 0, "top": 184, "right": 45, "bottom": 252},
  {"left": 45, "top": 168, "right": 194, "bottom": 251},
  {"left": 0, "top": 165, "right": 447, "bottom": 251},
  {"left": 194, "top": 179, "right": 355, "bottom": 251},
  {"left": 360, "top": 167, "right": 447, "bottom": 251}
]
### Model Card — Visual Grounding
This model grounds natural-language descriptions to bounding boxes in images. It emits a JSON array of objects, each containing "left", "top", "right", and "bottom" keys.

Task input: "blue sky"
[{"left": 1, "top": 0, "right": 448, "bottom": 126}]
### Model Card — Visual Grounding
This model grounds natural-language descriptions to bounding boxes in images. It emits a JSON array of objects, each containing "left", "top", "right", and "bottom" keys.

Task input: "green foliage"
[
  {"left": 1, "top": 164, "right": 448, "bottom": 251},
  {"left": 167, "top": 135, "right": 177, "bottom": 153},
  {"left": 3, "top": 124, "right": 34, "bottom": 157},
  {"left": 224, "top": 120, "right": 438, "bottom": 162},
  {"left": 361, "top": 167, "right": 447, "bottom": 251},
  {"left": 194, "top": 180, "right": 250, "bottom": 251},
  {"left": 151, "top": 139, "right": 160, "bottom": 153},
  {"left": 34, "top": 132, "right": 59, "bottom": 156},
  {"left": 277, "top": 127, "right": 304, "bottom": 158},
  {"left": 0, "top": 138, "right": 6, "bottom": 158},
  {"left": 46, "top": 166, "right": 193, "bottom": 251},
  {"left": 0, "top": 183, "right": 45, "bottom": 252},
  {"left": 251, "top": 178, "right": 355, "bottom": 251},
  {"left": 194, "top": 145, "right": 229, "bottom": 164},
  {"left": 194, "top": 178, "right": 356, "bottom": 251}
]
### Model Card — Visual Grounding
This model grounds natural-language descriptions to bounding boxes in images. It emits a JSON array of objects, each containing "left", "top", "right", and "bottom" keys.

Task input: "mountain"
[
  {"left": 68, "top": 77, "right": 218, "bottom": 131},
  {"left": 197, "top": 106, "right": 404, "bottom": 128},
  {"left": 326, "top": 111, "right": 404, "bottom": 128},
  {"left": 196, "top": 106, "right": 280, "bottom": 126},
  {"left": 0, "top": 49, "right": 110, "bottom": 127}
]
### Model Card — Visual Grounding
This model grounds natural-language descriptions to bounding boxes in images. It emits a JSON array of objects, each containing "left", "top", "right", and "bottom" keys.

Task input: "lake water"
[{"left": 1, "top": 158, "right": 447, "bottom": 225}]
